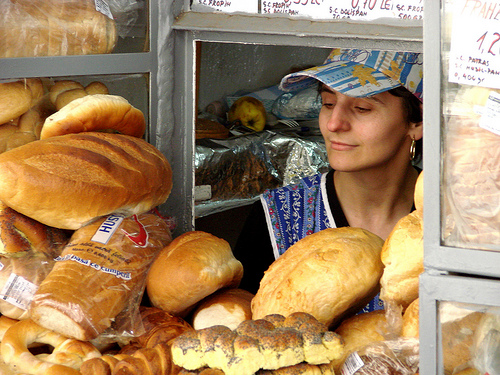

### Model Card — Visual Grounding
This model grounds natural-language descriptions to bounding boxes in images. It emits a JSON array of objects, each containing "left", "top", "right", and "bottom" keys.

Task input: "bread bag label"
[
  {"left": 479, "top": 91, "right": 500, "bottom": 136},
  {"left": 341, "top": 351, "right": 365, "bottom": 375},
  {"left": 91, "top": 214, "right": 125, "bottom": 244},
  {"left": 0, "top": 274, "right": 38, "bottom": 310},
  {"left": 94, "top": 0, "right": 114, "bottom": 19}
]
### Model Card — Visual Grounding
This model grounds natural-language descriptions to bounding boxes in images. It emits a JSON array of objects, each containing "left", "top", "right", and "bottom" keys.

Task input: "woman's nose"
[{"left": 325, "top": 105, "right": 350, "bottom": 132}]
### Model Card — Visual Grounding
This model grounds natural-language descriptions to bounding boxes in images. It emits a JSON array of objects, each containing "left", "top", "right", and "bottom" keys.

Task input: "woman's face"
[{"left": 319, "top": 85, "right": 414, "bottom": 173}]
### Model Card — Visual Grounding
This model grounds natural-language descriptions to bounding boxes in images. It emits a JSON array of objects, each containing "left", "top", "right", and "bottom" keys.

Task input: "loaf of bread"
[
  {"left": 171, "top": 312, "right": 344, "bottom": 375},
  {"left": 0, "top": 0, "right": 117, "bottom": 58},
  {"left": 29, "top": 212, "right": 173, "bottom": 341},
  {"left": 251, "top": 227, "right": 385, "bottom": 328},
  {"left": 41, "top": 94, "right": 146, "bottom": 139},
  {"left": 49, "top": 80, "right": 109, "bottom": 111},
  {"left": 401, "top": 298, "right": 419, "bottom": 338},
  {"left": 329, "top": 310, "right": 389, "bottom": 373},
  {"left": 0, "top": 132, "right": 173, "bottom": 230},
  {"left": 192, "top": 288, "right": 254, "bottom": 330},
  {"left": 146, "top": 231, "right": 244, "bottom": 317},
  {"left": 379, "top": 209, "right": 423, "bottom": 309},
  {"left": 0, "top": 79, "right": 44, "bottom": 124}
]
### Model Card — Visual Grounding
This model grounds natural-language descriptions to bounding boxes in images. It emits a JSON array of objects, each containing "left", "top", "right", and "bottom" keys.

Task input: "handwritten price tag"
[
  {"left": 260, "top": 0, "right": 423, "bottom": 20},
  {"left": 449, "top": 0, "right": 500, "bottom": 88},
  {"left": 192, "top": 0, "right": 258, "bottom": 13}
]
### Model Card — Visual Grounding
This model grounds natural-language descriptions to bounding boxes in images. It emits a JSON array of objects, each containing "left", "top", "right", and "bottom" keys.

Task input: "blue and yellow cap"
[{"left": 279, "top": 48, "right": 423, "bottom": 101}]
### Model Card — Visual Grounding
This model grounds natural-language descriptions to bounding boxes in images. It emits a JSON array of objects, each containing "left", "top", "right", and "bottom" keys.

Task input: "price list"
[
  {"left": 260, "top": 0, "right": 423, "bottom": 20},
  {"left": 192, "top": 0, "right": 258, "bottom": 13},
  {"left": 449, "top": 0, "right": 500, "bottom": 89}
]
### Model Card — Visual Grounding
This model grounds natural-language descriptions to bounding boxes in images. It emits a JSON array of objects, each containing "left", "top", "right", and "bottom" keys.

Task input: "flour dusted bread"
[
  {"left": 251, "top": 227, "right": 385, "bottom": 328},
  {"left": 41, "top": 94, "right": 146, "bottom": 139},
  {"left": 29, "top": 212, "right": 173, "bottom": 341},
  {"left": 146, "top": 231, "right": 244, "bottom": 317},
  {"left": 0, "top": 132, "right": 172, "bottom": 230}
]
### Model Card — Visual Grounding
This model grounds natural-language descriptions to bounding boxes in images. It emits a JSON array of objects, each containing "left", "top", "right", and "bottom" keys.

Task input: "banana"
[{"left": 227, "top": 96, "right": 267, "bottom": 132}]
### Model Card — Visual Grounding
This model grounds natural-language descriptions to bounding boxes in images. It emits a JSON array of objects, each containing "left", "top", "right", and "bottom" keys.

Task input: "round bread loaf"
[
  {"left": 379, "top": 209, "right": 423, "bottom": 309},
  {"left": 0, "top": 132, "right": 172, "bottom": 230},
  {"left": 192, "top": 288, "right": 254, "bottom": 330},
  {"left": 401, "top": 298, "right": 419, "bottom": 338},
  {"left": 251, "top": 227, "right": 384, "bottom": 329},
  {"left": 146, "top": 231, "right": 244, "bottom": 318}
]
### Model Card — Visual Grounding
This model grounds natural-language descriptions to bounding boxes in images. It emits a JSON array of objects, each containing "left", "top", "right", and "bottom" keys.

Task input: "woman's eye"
[{"left": 355, "top": 106, "right": 370, "bottom": 113}]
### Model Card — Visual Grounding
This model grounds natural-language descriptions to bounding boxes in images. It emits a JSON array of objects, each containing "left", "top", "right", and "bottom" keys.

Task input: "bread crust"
[
  {"left": 0, "top": 132, "right": 172, "bottom": 230},
  {"left": 251, "top": 227, "right": 385, "bottom": 329},
  {"left": 41, "top": 94, "right": 146, "bottom": 139},
  {"left": 146, "top": 231, "right": 244, "bottom": 317}
]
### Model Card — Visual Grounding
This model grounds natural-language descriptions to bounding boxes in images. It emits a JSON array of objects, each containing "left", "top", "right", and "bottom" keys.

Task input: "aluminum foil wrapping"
[{"left": 195, "top": 130, "right": 329, "bottom": 218}]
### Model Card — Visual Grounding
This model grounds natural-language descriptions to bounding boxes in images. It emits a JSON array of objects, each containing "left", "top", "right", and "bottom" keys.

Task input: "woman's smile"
[{"left": 329, "top": 140, "right": 357, "bottom": 151}]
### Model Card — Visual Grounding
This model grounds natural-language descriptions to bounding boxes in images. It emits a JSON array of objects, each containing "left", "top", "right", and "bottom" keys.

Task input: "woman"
[{"left": 233, "top": 48, "right": 423, "bottom": 308}]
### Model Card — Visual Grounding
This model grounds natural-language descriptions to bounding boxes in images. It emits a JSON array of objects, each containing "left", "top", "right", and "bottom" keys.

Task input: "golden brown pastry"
[
  {"left": 146, "top": 231, "right": 244, "bottom": 317},
  {"left": 251, "top": 227, "right": 385, "bottom": 328},
  {"left": 0, "top": 132, "right": 173, "bottom": 230}
]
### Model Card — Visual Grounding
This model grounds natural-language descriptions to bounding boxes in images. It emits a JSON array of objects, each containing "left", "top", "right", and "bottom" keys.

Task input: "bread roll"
[
  {"left": 329, "top": 310, "right": 388, "bottom": 373},
  {"left": 380, "top": 209, "right": 423, "bottom": 309},
  {"left": 0, "top": 81, "right": 33, "bottom": 124},
  {"left": 146, "top": 231, "right": 244, "bottom": 317},
  {"left": 0, "top": 0, "right": 117, "bottom": 58},
  {"left": 401, "top": 298, "right": 419, "bottom": 338},
  {"left": 29, "top": 212, "right": 173, "bottom": 341},
  {"left": 192, "top": 288, "right": 254, "bottom": 330},
  {"left": 251, "top": 227, "right": 385, "bottom": 328},
  {"left": 0, "top": 132, "right": 173, "bottom": 230},
  {"left": 41, "top": 94, "right": 146, "bottom": 139}
]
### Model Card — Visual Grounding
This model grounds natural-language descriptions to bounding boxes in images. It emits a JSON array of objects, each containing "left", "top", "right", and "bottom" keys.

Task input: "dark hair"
[{"left": 388, "top": 86, "right": 423, "bottom": 165}]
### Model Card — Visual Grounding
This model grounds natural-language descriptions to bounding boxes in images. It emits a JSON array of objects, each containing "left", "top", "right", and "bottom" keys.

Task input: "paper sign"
[
  {"left": 448, "top": 0, "right": 500, "bottom": 89},
  {"left": 192, "top": 0, "right": 259, "bottom": 13},
  {"left": 260, "top": 0, "right": 423, "bottom": 20},
  {"left": 479, "top": 90, "right": 500, "bottom": 136}
]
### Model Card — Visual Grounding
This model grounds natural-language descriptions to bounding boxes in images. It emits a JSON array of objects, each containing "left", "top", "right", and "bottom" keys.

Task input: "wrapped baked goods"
[
  {"left": 0, "top": 0, "right": 117, "bottom": 58},
  {"left": 29, "top": 212, "right": 173, "bottom": 341},
  {"left": 192, "top": 288, "right": 254, "bottom": 330},
  {"left": 379, "top": 209, "right": 423, "bottom": 310},
  {"left": 0, "top": 132, "right": 173, "bottom": 230},
  {"left": 251, "top": 227, "right": 384, "bottom": 328},
  {"left": 146, "top": 231, "right": 244, "bottom": 317},
  {"left": 171, "top": 312, "right": 344, "bottom": 375},
  {"left": 444, "top": 86, "right": 500, "bottom": 248}
]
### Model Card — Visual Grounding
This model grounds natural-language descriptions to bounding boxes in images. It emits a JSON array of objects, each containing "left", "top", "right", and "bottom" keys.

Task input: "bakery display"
[
  {"left": 0, "top": 132, "right": 173, "bottom": 230},
  {"left": 192, "top": 288, "right": 254, "bottom": 331},
  {"left": 146, "top": 231, "right": 244, "bottom": 317},
  {"left": 251, "top": 227, "right": 385, "bottom": 328},
  {"left": 171, "top": 312, "right": 344, "bottom": 375},
  {"left": 29, "top": 212, "right": 173, "bottom": 341}
]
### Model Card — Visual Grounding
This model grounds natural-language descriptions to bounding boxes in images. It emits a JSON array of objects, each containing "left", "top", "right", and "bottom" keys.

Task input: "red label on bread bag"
[{"left": 122, "top": 214, "right": 149, "bottom": 248}]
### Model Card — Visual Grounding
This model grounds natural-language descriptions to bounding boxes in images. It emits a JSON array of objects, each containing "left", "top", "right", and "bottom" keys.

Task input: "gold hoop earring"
[{"left": 409, "top": 136, "right": 416, "bottom": 161}]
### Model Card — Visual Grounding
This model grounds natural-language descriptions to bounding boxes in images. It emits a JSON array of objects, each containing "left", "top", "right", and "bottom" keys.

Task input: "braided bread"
[
  {"left": 171, "top": 312, "right": 344, "bottom": 375},
  {"left": 0, "top": 318, "right": 101, "bottom": 374}
]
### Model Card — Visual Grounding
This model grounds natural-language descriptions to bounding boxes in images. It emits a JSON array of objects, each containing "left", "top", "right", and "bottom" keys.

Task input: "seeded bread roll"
[{"left": 0, "top": 132, "right": 172, "bottom": 230}]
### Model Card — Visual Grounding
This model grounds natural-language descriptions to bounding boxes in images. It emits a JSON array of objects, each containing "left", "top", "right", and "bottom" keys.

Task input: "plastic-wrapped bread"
[
  {"left": 29, "top": 212, "right": 173, "bottom": 341},
  {"left": 0, "top": 0, "right": 117, "bottom": 58}
]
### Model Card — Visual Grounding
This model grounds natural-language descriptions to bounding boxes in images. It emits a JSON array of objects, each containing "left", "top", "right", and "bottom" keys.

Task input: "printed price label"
[
  {"left": 449, "top": 0, "right": 500, "bottom": 89},
  {"left": 192, "top": 0, "right": 258, "bottom": 13},
  {"left": 340, "top": 351, "right": 365, "bottom": 375},
  {"left": 0, "top": 274, "right": 38, "bottom": 310},
  {"left": 479, "top": 90, "right": 500, "bottom": 136},
  {"left": 260, "top": 0, "right": 423, "bottom": 20}
]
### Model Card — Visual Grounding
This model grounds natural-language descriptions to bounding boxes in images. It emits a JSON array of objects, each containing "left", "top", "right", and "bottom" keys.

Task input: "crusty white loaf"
[
  {"left": 379, "top": 209, "right": 423, "bottom": 310},
  {"left": 146, "top": 231, "right": 244, "bottom": 318},
  {"left": 192, "top": 288, "right": 254, "bottom": 330},
  {"left": 0, "top": 132, "right": 173, "bottom": 230},
  {"left": 251, "top": 227, "right": 384, "bottom": 329},
  {"left": 29, "top": 212, "right": 173, "bottom": 341}
]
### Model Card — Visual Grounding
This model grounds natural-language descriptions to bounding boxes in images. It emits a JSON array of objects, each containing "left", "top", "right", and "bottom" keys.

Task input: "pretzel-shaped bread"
[{"left": 1, "top": 318, "right": 101, "bottom": 375}]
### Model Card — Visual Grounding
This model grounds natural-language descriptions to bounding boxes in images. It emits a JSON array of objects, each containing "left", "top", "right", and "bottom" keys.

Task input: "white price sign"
[
  {"left": 260, "top": 0, "right": 423, "bottom": 20},
  {"left": 192, "top": 0, "right": 258, "bottom": 13},
  {"left": 449, "top": 0, "right": 500, "bottom": 89}
]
